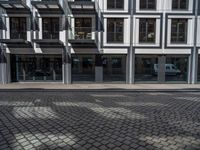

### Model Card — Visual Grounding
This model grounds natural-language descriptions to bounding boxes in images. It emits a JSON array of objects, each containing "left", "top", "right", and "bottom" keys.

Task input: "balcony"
[
  {"left": 0, "top": 0, "right": 29, "bottom": 13},
  {"left": 33, "top": 31, "right": 63, "bottom": 48},
  {"left": 68, "top": 27, "right": 98, "bottom": 48},
  {"left": 68, "top": 0, "right": 99, "bottom": 14},
  {"left": 31, "top": 0, "right": 68, "bottom": 14},
  {"left": 0, "top": 31, "right": 31, "bottom": 48}
]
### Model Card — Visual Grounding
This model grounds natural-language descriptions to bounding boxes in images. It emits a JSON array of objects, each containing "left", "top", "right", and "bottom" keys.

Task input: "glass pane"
[
  {"left": 103, "top": 55, "right": 126, "bottom": 82},
  {"left": 107, "top": 18, "right": 124, "bottom": 43},
  {"left": 12, "top": 55, "right": 62, "bottom": 82},
  {"left": 165, "top": 56, "right": 188, "bottom": 82},
  {"left": 135, "top": 56, "right": 158, "bottom": 82},
  {"left": 198, "top": 56, "right": 200, "bottom": 82},
  {"left": 72, "top": 55, "right": 95, "bottom": 82},
  {"left": 10, "top": 17, "right": 27, "bottom": 39}
]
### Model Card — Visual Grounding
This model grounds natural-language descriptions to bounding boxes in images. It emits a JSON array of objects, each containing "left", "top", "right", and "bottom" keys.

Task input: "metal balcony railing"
[
  {"left": 10, "top": 31, "right": 27, "bottom": 39},
  {"left": 69, "top": 27, "right": 94, "bottom": 40},
  {"left": 68, "top": 27, "right": 99, "bottom": 47}
]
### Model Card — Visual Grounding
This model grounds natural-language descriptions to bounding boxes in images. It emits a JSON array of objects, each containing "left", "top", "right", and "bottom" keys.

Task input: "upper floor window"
[
  {"left": 10, "top": 17, "right": 27, "bottom": 39},
  {"left": 107, "top": 18, "right": 124, "bottom": 43},
  {"left": 43, "top": 18, "right": 59, "bottom": 39},
  {"left": 171, "top": 19, "right": 188, "bottom": 43},
  {"left": 140, "top": 0, "right": 156, "bottom": 10},
  {"left": 107, "top": 0, "right": 124, "bottom": 10},
  {"left": 139, "top": 18, "right": 156, "bottom": 43},
  {"left": 172, "top": 0, "right": 188, "bottom": 10},
  {"left": 75, "top": 18, "right": 92, "bottom": 40}
]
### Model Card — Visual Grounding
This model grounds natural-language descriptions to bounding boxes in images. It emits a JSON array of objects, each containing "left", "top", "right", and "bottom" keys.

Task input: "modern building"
[{"left": 0, "top": 0, "right": 200, "bottom": 84}]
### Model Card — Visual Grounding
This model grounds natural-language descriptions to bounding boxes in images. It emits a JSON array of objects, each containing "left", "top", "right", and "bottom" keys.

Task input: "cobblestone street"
[{"left": 0, "top": 91, "right": 200, "bottom": 150}]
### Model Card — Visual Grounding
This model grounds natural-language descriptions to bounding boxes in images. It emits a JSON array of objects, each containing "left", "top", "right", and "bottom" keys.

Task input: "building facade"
[{"left": 0, "top": 0, "right": 200, "bottom": 84}]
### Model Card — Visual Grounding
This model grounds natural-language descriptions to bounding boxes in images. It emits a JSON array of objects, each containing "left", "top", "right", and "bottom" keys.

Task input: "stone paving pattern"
[{"left": 0, "top": 91, "right": 200, "bottom": 150}]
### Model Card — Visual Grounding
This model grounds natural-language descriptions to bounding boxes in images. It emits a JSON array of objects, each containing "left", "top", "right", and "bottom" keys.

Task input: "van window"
[{"left": 166, "top": 66, "right": 170, "bottom": 70}]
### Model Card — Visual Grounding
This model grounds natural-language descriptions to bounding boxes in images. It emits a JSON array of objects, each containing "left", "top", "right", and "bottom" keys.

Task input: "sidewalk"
[{"left": 0, "top": 83, "right": 200, "bottom": 92}]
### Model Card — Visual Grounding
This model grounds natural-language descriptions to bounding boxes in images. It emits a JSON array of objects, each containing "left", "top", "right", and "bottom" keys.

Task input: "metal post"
[{"left": 191, "top": 0, "right": 199, "bottom": 84}]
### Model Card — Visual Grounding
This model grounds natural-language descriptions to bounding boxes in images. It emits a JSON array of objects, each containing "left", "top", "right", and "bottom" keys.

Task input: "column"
[
  {"left": 0, "top": 47, "right": 8, "bottom": 84},
  {"left": 158, "top": 55, "right": 166, "bottom": 83},
  {"left": 95, "top": 54, "right": 103, "bottom": 83},
  {"left": 127, "top": 47, "right": 135, "bottom": 84},
  {"left": 63, "top": 47, "right": 71, "bottom": 84},
  {"left": 190, "top": 0, "right": 199, "bottom": 84}
]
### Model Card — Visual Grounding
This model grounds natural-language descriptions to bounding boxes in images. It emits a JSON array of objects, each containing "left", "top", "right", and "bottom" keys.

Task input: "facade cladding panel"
[{"left": 0, "top": 0, "right": 199, "bottom": 84}]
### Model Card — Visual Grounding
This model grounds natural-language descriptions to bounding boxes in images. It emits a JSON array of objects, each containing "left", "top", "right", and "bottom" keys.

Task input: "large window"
[
  {"left": 43, "top": 18, "right": 59, "bottom": 39},
  {"left": 165, "top": 56, "right": 188, "bottom": 82},
  {"left": 140, "top": 0, "right": 156, "bottom": 10},
  {"left": 10, "top": 17, "right": 27, "bottom": 39},
  {"left": 172, "top": 0, "right": 188, "bottom": 10},
  {"left": 107, "top": 18, "right": 124, "bottom": 43},
  {"left": 11, "top": 55, "right": 62, "bottom": 82},
  {"left": 198, "top": 56, "right": 200, "bottom": 82},
  {"left": 75, "top": 18, "right": 92, "bottom": 40},
  {"left": 135, "top": 55, "right": 158, "bottom": 82},
  {"left": 139, "top": 18, "right": 156, "bottom": 43},
  {"left": 72, "top": 55, "right": 95, "bottom": 82},
  {"left": 107, "top": 0, "right": 124, "bottom": 10},
  {"left": 103, "top": 55, "right": 126, "bottom": 82},
  {"left": 171, "top": 19, "right": 188, "bottom": 43}
]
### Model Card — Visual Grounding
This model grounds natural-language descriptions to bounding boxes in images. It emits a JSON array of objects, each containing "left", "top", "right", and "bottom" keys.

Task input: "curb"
[{"left": 0, "top": 89, "right": 200, "bottom": 92}]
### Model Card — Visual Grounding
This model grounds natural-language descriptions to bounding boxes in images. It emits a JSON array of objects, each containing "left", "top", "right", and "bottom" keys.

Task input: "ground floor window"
[
  {"left": 11, "top": 55, "right": 62, "bottom": 82},
  {"left": 198, "top": 56, "right": 200, "bottom": 82},
  {"left": 135, "top": 55, "right": 189, "bottom": 83},
  {"left": 103, "top": 55, "right": 126, "bottom": 82},
  {"left": 72, "top": 55, "right": 95, "bottom": 82},
  {"left": 165, "top": 56, "right": 188, "bottom": 82},
  {"left": 135, "top": 55, "right": 158, "bottom": 82}
]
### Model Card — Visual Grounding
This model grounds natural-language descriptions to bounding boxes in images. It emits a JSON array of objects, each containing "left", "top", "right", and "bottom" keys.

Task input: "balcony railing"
[
  {"left": 10, "top": 31, "right": 27, "bottom": 39},
  {"left": 69, "top": 27, "right": 94, "bottom": 40},
  {"left": 68, "top": 27, "right": 100, "bottom": 48},
  {"left": 43, "top": 31, "right": 59, "bottom": 39}
]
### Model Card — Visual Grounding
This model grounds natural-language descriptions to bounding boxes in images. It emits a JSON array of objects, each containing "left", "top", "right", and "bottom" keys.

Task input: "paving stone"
[{"left": 0, "top": 91, "right": 200, "bottom": 150}]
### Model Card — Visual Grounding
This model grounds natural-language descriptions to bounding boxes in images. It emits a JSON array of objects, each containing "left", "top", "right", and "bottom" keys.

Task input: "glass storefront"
[
  {"left": 11, "top": 55, "right": 62, "bottom": 82},
  {"left": 165, "top": 56, "right": 188, "bottom": 82},
  {"left": 103, "top": 55, "right": 126, "bottom": 82},
  {"left": 72, "top": 55, "right": 95, "bottom": 82},
  {"left": 198, "top": 55, "right": 200, "bottom": 82},
  {"left": 135, "top": 55, "right": 158, "bottom": 82}
]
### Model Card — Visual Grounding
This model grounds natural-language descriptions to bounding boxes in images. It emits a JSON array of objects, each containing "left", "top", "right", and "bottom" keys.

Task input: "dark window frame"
[
  {"left": 172, "top": 0, "right": 189, "bottom": 10},
  {"left": 10, "top": 17, "right": 27, "bottom": 39},
  {"left": 171, "top": 19, "right": 188, "bottom": 44},
  {"left": 139, "top": 18, "right": 156, "bottom": 43},
  {"left": 107, "top": 18, "right": 124, "bottom": 43},
  {"left": 107, "top": 0, "right": 124, "bottom": 10},
  {"left": 42, "top": 17, "right": 60, "bottom": 39},
  {"left": 140, "top": 0, "right": 156, "bottom": 10}
]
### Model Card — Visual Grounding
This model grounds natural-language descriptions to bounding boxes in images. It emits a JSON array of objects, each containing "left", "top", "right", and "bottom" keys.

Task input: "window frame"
[
  {"left": 107, "top": 0, "right": 124, "bottom": 10},
  {"left": 171, "top": 19, "right": 188, "bottom": 44},
  {"left": 107, "top": 18, "right": 124, "bottom": 43},
  {"left": 139, "top": 18, "right": 156, "bottom": 43},
  {"left": 172, "top": 0, "right": 189, "bottom": 10},
  {"left": 140, "top": 0, "right": 157, "bottom": 10}
]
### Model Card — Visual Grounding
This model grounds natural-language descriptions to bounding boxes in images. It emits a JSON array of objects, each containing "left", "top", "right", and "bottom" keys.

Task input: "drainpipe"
[
  {"left": 191, "top": 0, "right": 198, "bottom": 84},
  {"left": 127, "top": 0, "right": 135, "bottom": 84}
]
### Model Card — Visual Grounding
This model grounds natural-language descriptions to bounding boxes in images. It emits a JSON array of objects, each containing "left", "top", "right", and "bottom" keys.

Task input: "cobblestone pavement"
[{"left": 0, "top": 91, "right": 200, "bottom": 150}]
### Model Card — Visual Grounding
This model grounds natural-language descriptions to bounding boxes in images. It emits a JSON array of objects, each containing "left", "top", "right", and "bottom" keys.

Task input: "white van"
[{"left": 154, "top": 64, "right": 181, "bottom": 75}]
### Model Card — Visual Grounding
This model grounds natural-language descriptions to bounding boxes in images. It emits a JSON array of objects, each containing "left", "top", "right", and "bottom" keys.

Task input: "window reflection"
[
  {"left": 165, "top": 56, "right": 188, "bottom": 82},
  {"left": 135, "top": 56, "right": 158, "bottom": 82}
]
